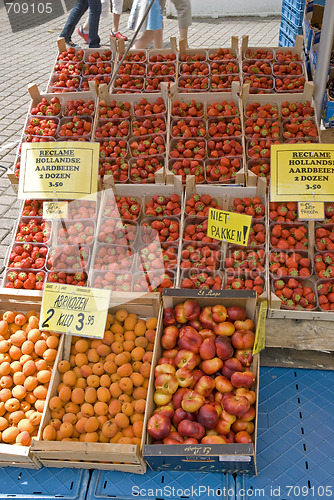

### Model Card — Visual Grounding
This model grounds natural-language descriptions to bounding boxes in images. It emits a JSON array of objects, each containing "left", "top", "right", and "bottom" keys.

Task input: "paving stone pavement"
[{"left": 0, "top": 2, "right": 280, "bottom": 277}]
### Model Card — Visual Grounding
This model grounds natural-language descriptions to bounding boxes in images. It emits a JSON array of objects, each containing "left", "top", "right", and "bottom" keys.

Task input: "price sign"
[
  {"left": 18, "top": 142, "right": 99, "bottom": 200},
  {"left": 207, "top": 208, "right": 252, "bottom": 246},
  {"left": 298, "top": 201, "right": 325, "bottom": 220},
  {"left": 43, "top": 201, "right": 68, "bottom": 219},
  {"left": 40, "top": 283, "right": 111, "bottom": 339},
  {"left": 253, "top": 300, "right": 267, "bottom": 355},
  {"left": 270, "top": 144, "right": 334, "bottom": 202}
]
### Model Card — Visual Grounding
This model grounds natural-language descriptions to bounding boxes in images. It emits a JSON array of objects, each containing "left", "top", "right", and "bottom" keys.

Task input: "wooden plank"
[
  {"left": 266, "top": 317, "right": 334, "bottom": 352},
  {"left": 38, "top": 459, "right": 146, "bottom": 473},
  {"left": 261, "top": 348, "right": 334, "bottom": 371}
]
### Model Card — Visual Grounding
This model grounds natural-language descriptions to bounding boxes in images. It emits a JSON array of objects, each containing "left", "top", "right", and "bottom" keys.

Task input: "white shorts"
[{"left": 112, "top": 0, "right": 124, "bottom": 15}]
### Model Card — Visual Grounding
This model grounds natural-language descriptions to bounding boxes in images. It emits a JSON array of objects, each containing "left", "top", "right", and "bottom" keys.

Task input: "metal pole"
[
  {"left": 314, "top": 0, "right": 334, "bottom": 124},
  {"left": 109, "top": 0, "right": 156, "bottom": 89}
]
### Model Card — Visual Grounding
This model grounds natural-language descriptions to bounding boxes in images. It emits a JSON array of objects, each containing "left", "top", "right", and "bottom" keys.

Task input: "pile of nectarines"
[
  {"left": 42, "top": 309, "right": 157, "bottom": 445},
  {"left": 0, "top": 310, "right": 60, "bottom": 446}
]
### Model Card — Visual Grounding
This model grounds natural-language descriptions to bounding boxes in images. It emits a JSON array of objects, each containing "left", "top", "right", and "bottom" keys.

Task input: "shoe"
[
  {"left": 111, "top": 31, "right": 128, "bottom": 41},
  {"left": 65, "top": 39, "right": 81, "bottom": 48},
  {"left": 77, "top": 25, "right": 89, "bottom": 44}
]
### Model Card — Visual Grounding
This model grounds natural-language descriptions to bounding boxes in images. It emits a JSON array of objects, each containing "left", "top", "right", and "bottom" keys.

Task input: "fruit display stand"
[
  {"left": 144, "top": 290, "right": 259, "bottom": 474},
  {"left": 31, "top": 292, "right": 162, "bottom": 473},
  {"left": 0, "top": 466, "right": 89, "bottom": 500},
  {"left": 0, "top": 291, "right": 62, "bottom": 468}
]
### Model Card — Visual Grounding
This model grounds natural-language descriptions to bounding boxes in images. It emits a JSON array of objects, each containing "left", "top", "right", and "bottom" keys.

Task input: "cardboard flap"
[
  {"left": 304, "top": 81, "right": 315, "bottom": 101},
  {"left": 165, "top": 171, "right": 182, "bottom": 188},
  {"left": 179, "top": 38, "right": 187, "bottom": 53},
  {"left": 98, "top": 83, "right": 110, "bottom": 100},
  {"left": 256, "top": 177, "right": 267, "bottom": 197},
  {"left": 294, "top": 35, "right": 304, "bottom": 53},
  {"left": 185, "top": 175, "right": 196, "bottom": 195},
  {"left": 118, "top": 38, "right": 126, "bottom": 55},
  {"left": 241, "top": 83, "right": 251, "bottom": 100},
  {"left": 57, "top": 37, "right": 67, "bottom": 54},
  {"left": 170, "top": 37, "right": 177, "bottom": 53},
  {"left": 110, "top": 36, "right": 117, "bottom": 54},
  {"left": 231, "top": 80, "right": 241, "bottom": 99},
  {"left": 231, "top": 36, "right": 238, "bottom": 52},
  {"left": 241, "top": 35, "right": 249, "bottom": 56},
  {"left": 28, "top": 84, "right": 41, "bottom": 101},
  {"left": 88, "top": 79, "right": 98, "bottom": 95}
]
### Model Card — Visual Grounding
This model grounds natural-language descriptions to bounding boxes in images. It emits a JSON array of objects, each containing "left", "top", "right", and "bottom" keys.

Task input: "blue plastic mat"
[
  {"left": 87, "top": 469, "right": 235, "bottom": 500},
  {"left": 236, "top": 367, "right": 334, "bottom": 500},
  {"left": 0, "top": 467, "right": 89, "bottom": 500}
]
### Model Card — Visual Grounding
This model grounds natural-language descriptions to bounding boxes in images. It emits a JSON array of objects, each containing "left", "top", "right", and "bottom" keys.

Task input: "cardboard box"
[
  {"left": 32, "top": 292, "right": 162, "bottom": 472},
  {"left": 323, "top": 89, "right": 334, "bottom": 128},
  {"left": 303, "top": 3, "right": 323, "bottom": 53},
  {"left": 0, "top": 291, "right": 63, "bottom": 468},
  {"left": 143, "top": 289, "right": 259, "bottom": 474},
  {"left": 309, "top": 32, "right": 334, "bottom": 79}
]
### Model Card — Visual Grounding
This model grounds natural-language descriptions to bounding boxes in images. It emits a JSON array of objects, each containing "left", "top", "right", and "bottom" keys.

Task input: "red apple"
[
  {"left": 147, "top": 413, "right": 171, "bottom": 440},
  {"left": 231, "top": 330, "right": 255, "bottom": 349},
  {"left": 205, "top": 392, "right": 215, "bottom": 403},
  {"left": 210, "top": 401, "right": 222, "bottom": 418},
  {"left": 222, "top": 357, "right": 243, "bottom": 379},
  {"left": 235, "top": 430, "right": 252, "bottom": 443},
  {"left": 234, "top": 349, "right": 253, "bottom": 367},
  {"left": 220, "top": 410, "right": 237, "bottom": 425},
  {"left": 162, "top": 348, "right": 179, "bottom": 359},
  {"left": 175, "top": 299, "right": 200, "bottom": 323},
  {"left": 161, "top": 326, "right": 179, "bottom": 349},
  {"left": 232, "top": 419, "right": 254, "bottom": 433},
  {"left": 216, "top": 418, "right": 231, "bottom": 435},
  {"left": 199, "top": 337, "right": 216, "bottom": 360},
  {"left": 234, "top": 318, "right": 254, "bottom": 331},
  {"left": 172, "top": 407, "right": 196, "bottom": 426},
  {"left": 222, "top": 392, "right": 250, "bottom": 418},
  {"left": 225, "top": 430, "right": 236, "bottom": 443},
  {"left": 153, "top": 404, "right": 175, "bottom": 420},
  {"left": 176, "top": 367, "right": 194, "bottom": 387},
  {"left": 158, "top": 357, "right": 175, "bottom": 366},
  {"left": 201, "top": 357, "right": 224, "bottom": 375},
  {"left": 201, "top": 435, "right": 227, "bottom": 444},
  {"left": 240, "top": 406, "right": 256, "bottom": 422},
  {"left": 211, "top": 304, "right": 227, "bottom": 323},
  {"left": 155, "top": 373, "right": 179, "bottom": 394},
  {"left": 164, "top": 307, "right": 176, "bottom": 326},
  {"left": 154, "top": 390, "right": 173, "bottom": 406},
  {"left": 197, "top": 404, "right": 219, "bottom": 429},
  {"left": 206, "top": 429, "right": 219, "bottom": 436},
  {"left": 215, "top": 335, "right": 234, "bottom": 360},
  {"left": 231, "top": 370, "right": 256, "bottom": 389},
  {"left": 181, "top": 390, "right": 205, "bottom": 413},
  {"left": 194, "top": 375, "right": 215, "bottom": 397},
  {"left": 235, "top": 388, "right": 256, "bottom": 405},
  {"left": 213, "top": 321, "right": 235, "bottom": 337},
  {"left": 199, "top": 329, "right": 216, "bottom": 340},
  {"left": 175, "top": 349, "right": 199, "bottom": 370},
  {"left": 184, "top": 438, "right": 199, "bottom": 444},
  {"left": 165, "top": 431, "right": 184, "bottom": 443},
  {"left": 173, "top": 387, "right": 188, "bottom": 409},
  {"left": 226, "top": 305, "right": 246, "bottom": 322},
  {"left": 215, "top": 375, "right": 234, "bottom": 393},
  {"left": 178, "top": 326, "right": 203, "bottom": 353},
  {"left": 199, "top": 306, "right": 216, "bottom": 329},
  {"left": 178, "top": 419, "right": 205, "bottom": 440},
  {"left": 154, "top": 364, "right": 176, "bottom": 378},
  {"left": 188, "top": 319, "right": 201, "bottom": 331},
  {"left": 163, "top": 437, "right": 181, "bottom": 445},
  {"left": 191, "top": 369, "right": 204, "bottom": 388}
]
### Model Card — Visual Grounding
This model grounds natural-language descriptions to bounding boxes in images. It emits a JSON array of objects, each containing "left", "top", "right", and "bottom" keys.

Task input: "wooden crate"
[
  {"left": 32, "top": 293, "right": 162, "bottom": 472},
  {"left": 0, "top": 291, "right": 63, "bottom": 468},
  {"left": 143, "top": 289, "right": 259, "bottom": 474}
]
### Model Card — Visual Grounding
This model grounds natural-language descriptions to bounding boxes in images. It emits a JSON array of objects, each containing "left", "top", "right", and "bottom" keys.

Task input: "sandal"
[{"left": 77, "top": 25, "right": 89, "bottom": 43}]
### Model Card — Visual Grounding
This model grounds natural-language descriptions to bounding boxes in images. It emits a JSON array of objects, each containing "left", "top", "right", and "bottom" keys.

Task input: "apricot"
[
  {"left": 133, "top": 420, "right": 143, "bottom": 438},
  {"left": 99, "top": 374, "right": 111, "bottom": 388},
  {"left": 0, "top": 375, "right": 13, "bottom": 389},
  {"left": 122, "top": 402, "right": 134, "bottom": 417},
  {"left": 75, "top": 339, "right": 89, "bottom": 353},
  {"left": 134, "top": 321, "right": 146, "bottom": 337},
  {"left": 81, "top": 403, "right": 94, "bottom": 418},
  {"left": 63, "top": 370, "right": 77, "bottom": 387},
  {"left": 25, "top": 392, "right": 37, "bottom": 405},
  {"left": 133, "top": 386, "right": 147, "bottom": 400},
  {"left": 23, "top": 360, "right": 36, "bottom": 376},
  {"left": 84, "top": 416, "right": 99, "bottom": 433},
  {"left": 34, "top": 339, "right": 47, "bottom": 356},
  {"left": 90, "top": 339, "right": 102, "bottom": 349},
  {"left": 119, "top": 377, "right": 133, "bottom": 393},
  {"left": 117, "top": 363, "right": 133, "bottom": 378},
  {"left": 65, "top": 402, "right": 80, "bottom": 414},
  {"left": 59, "top": 421, "right": 73, "bottom": 438},
  {"left": 59, "top": 386, "right": 72, "bottom": 402},
  {"left": 21, "top": 340, "right": 34, "bottom": 355},
  {"left": 37, "top": 370, "right": 51, "bottom": 384},
  {"left": 46, "top": 336, "right": 59, "bottom": 349},
  {"left": 0, "top": 401, "right": 5, "bottom": 415},
  {"left": 3, "top": 311, "right": 15, "bottom": 323},
  {"left": 75, "top": 353, "right": 88, "bottom": 367},
  {"left": 134, "top": 399, "right": 146, "bottom": 414},
  {"left": 131, "top": 346, "right": 145, "bottom": 362},
  {"left": 110, "top": 431, "right": 123, "bottom": 443},
  {"left": 111, "top": 323, "right": 124, "bottom": 335},
  {"left": 9, "top": 345, "right": 22, "bottom": 361},
  {"left": 146, "top": 317, "right": 158, "bottom": 330},
  {"left": 51, "top": 407, "right": 65, "bottom": 420},
  {"left": 18, "top": 419, "right": 34, "bottom": 434},
  {"left": 109, "top": 382, "right": 122, "bottom": 399},
  {"left": 135, "top": 337, "right": 148, "bottom": 350},
  {"left": 43, "top": 424, "right": 56, "bottom": 441},
  {"left": 35, "top": 359, "right": 48, "bottom": 371},
  {"left": 75, "top": 417, "right": 88, "bottom": 434},
  {"left": 103, "top": 361, "right": 117, "bottom": 375},
  {"left": 132, "top": 361, "right": 142, "bottom": 373},
  {"left": 108, "top": 400, "right": 122, "bottom": 418},
  {"left": 33, "top": 385, "right": 48, "bottom": 400},
  {"left": 143, "top": 379, "right": 149, "bottom": 389},
  {"left": 85, "top": 387, "right": 97, "bottom": 404},
  {"left": 111, "top": 342, "right": 123, "bottom": 354},
  {"left": 130, "top": 413, "right": 144, "bottom": 424},
  {"left": 28, "top": 315, "right": 39, "bottom": 328},
  {"left": 94, "top": 401, "right": 108, "bottom": 416},
  {"left": 12, "top": 385, "right": 27, "bottom": 400},
  {"left": 74, "top": 378, "right": 87, "bottom": 390},
  {"left": 102, "top": 331, "right": 114, "bottom": 346},
  {"left": 58, "top": 360, "right": 70, "bottom": 373},
  {"left": 63, "top": 413, "right": 77, "bottom": 425},
  {"left": 110, "top": 373, "right": 121, "bottom": 383},
  {"left": 11, "top": 361, "right": 23, "bottom": 373},
  {"left": 9, "top": 324, "right": 20, "bottom": 334},
  {"left": 124, "top": 331, "right": 136, "bottom": 342},
  {"left": 96, "top": 344, "right": 110, "bottom": 357},
  {"left": 80, "top": 364, "right": 92, "bottom": 378},
  {"left": 16, "top": 430, "right": 31, "bottom": 446},
  {"left": 146, "top": 342, "right": 154, "bottom": 352},
  {"left": 130, "top": 372, "right": 144, "bottom": 387},
  {"left": 132, "top": 437, "right": 142, "bottom": 446},
  {"left": 114, "top": 413, "right": 129, "bottom": 429},
  {"left": 15, "top": 314, "right": 26, "bottom": 326},
  {"left": 122, "top": 426, "right": 134, "bottom": 438},
  {"left": 124, "top": 315, "right": 137, "bottom": 331},
  {"left": 0, "top": 416, "right": 8, "bottom": 431},
  {"left": 85, "top": 374, "right": 99, "bottom": 388},
  {"left": 122, "top": 340, "right": 134, "bottom": 352},
  {"left": 43, "top": 349, "right": 57, "bottom": 363},
  {"left": 11, "top": 331, "right": 26, "bottom": 347},
  {"left": 5, "top": 398, "right": 20, "bottom": 412},
  {"left": 13, "top": 371, "right": 25, "bottom": 386},
  {"left": 2, "top": 426, "right": 20, "bottom": 443},
  {"left": 92, "top": 362, "right": 104, "bottom": 376},
  {"left": 87, "top": 348, "right": 100, "bottom": 363},
  {"left": 27, "top": 329, "right": 41, "bottom": 343},
  {"left": 83, "top": 432, "right": 98, "bottom": 442},
  {"left": 95, "top": 387, "right": 109, "bottom": 403},
  {"left": 35, "top": 400, "right": 45, "bottom": 413},
  {"left": 49, "top": 396, "right": 62, "bottom": 411},
  {"left": 71, "top": 387, "right": 85, "bottom": 405}
]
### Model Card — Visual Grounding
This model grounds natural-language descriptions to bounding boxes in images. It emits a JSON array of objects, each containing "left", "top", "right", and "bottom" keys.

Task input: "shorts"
[{"left": 112, "top": 0, "right": 123, "bottom": 15}]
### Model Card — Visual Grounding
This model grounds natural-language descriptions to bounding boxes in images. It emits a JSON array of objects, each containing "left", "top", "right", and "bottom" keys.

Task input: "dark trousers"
[{"left": 60, "top": 0, "right": 102, "bottom": 48}]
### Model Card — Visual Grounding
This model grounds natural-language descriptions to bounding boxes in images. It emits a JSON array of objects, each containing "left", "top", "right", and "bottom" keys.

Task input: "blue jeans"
[{"left": 60, "top": 0, "right": 101, "bottom": 48}]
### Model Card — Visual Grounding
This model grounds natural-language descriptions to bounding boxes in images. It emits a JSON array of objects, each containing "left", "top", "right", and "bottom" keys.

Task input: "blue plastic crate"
[
  {"left": 283, "top": 0, "right": 305, "bottom": 10},
  {"left": 282, "top": 3, "right": 305, "bottom": 25},
  {"left": 280, "top": 14, "right": 304, "bottom": 38},
  {"left": 278, "top": 31, "right": 296, "bottom": 47},
  {"left": 235, "top": 367, "right": 334, "bottom": 500},
  {"left": 87, "top": 469, "right": 235, "bottom": 500},
  {"left": 0, "top": 467, "right": 89, "bottom": 500}
]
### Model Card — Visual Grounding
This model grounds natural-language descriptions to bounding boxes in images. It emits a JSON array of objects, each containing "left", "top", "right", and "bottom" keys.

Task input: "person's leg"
[
  {"left": 60, "top": 0, "right": 88, "bottom": 41},
  {"left": 171, "top": 0, "right": 191, "bottom": 45},
  {"left": 83, "top": 17, "right": 89, "bottom": 31},
  {"left": 133, "top": 30, "right": 155, "bottom": 49},
  {"left": 88, "top": 0, "right": 102, "bottom": 47},
  {"left": 113, "top": 13, "right": 121, "bottom": 32},
  {"left": 153, "top": 28, "right": 163, "bottom": 49}
]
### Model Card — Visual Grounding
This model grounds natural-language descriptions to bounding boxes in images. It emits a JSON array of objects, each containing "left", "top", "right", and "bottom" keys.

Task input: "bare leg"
[
  {"left": 113, "top": 13, "right": 121, "bottom": 32},
  {"left": 83, "top": 17, "right": 89, "bottom": 31},
  {"left": 133, "top": 30, "right": 155, "bottom": 49},
  {"left": 153, "top": 28, "right": 163, "bottom": 49},
  {"left": 179, "top": 27, "right": 188, "bottom": 47}
]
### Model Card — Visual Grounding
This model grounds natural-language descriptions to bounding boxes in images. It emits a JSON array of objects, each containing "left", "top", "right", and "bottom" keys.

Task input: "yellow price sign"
[
  {"left": 18, "top": 142, "right": 99, "bottom": 200},
  {"left": 207, "top": 208, "right": 252, "bottom": 246},
  {"left": 253, "top": 300, "right": 267, "bottom": 355},
  {"left": 270, "top": 144, "right": 334, "bottom": 202},
  {"left": 43, "top": 201, "right": 68, "bottom": 220},
  {"left": 298, "top": 201, "right": 325, "bottom": 220},
  {"left": 40, "top": 283, "right": 111, "bottom": 339}
]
